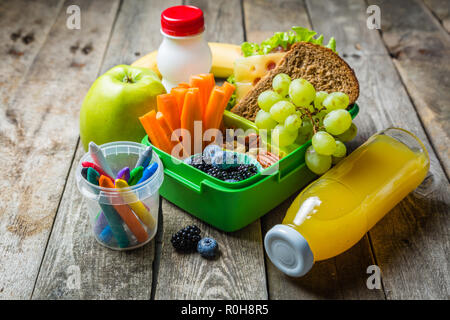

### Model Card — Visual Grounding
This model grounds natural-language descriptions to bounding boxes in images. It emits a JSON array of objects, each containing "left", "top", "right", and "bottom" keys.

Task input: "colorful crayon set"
[{"left": 76, "top": 141, "right": 163, "bottom": 250}]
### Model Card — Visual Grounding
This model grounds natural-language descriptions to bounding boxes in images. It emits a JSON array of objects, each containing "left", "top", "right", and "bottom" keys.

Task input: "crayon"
[
  {"left": 128, "top": 166, "right": 144, "bottom": 186},
  {"left": 89, "top": 142, "right": 115, "bottom": 178},
  {"left": 82, "top": 161, "right": 114, "bottom": 182},
  {"left": 99, "top": 176, "right": 149, "bottom": 243},
  {"left": 137, "top": 162, "right": 158, "bottom": 184},
  {"left": 87, "top": 168, "right": 129, "bottom": 248},
  {"left": 81, "top": 167, "right": 88, "bottom": 180},
  {"left": 86, "top": 167, "right": 100, "bottom": 185},
  {"left": 84, "top": 168, "right": 112, "bottom": 241},
  {"left": 115, "top": 179, "right": 156, "bottom": 229},
  {"left": 135, "top": 146, "right": 153, "bottom": 169},
  {"left": 99, "top": 226, "right": 114, "bottom": 244},
  {"left": 93, "top": 210, "right": 109, "bottom": 235},
  {"left": 117, "top": 167, "right": 130, "bottom": 182}
]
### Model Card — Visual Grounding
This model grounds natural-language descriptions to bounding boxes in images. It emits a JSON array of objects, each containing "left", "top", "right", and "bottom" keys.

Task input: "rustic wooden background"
[{"left": 0, "top": 0, "right": 448, "bottom": 300}]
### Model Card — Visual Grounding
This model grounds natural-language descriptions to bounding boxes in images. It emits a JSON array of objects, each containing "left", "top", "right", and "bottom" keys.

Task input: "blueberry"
[
  {"left": 225, "top": 179, "right": 238, "bottom": 183},
  {"left": 203, "top": 144, "right": 222, "bottom": 164},
  {"left": 197, "top": 237, "right": 219, "bottom": 258},
  {"left": 212, "top": 151, "right": 239, "bottom": 169}
]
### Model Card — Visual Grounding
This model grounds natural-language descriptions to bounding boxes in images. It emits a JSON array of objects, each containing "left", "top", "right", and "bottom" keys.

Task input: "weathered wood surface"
[
  {"left": 154, "top": 0, "right": 268, "bottom": 300},
  {"left": 0, "top": 0, "right": 448, "bottom": 300},
  {"left": 372, "top": 0, "right": 450, "bottom": 179},
  {"left": 424, "top": 0, "right": 450, "bottom": 32},
  {"left": 0, "top": 0, "right": 120, "bottom": 299},
  {"left": 156, "top": 201, "right": 267, "bottom": 299},
  {"left": 307, "top": 0, "right": 449, "bottom": 299},
  {"left": 32, "top": 0, "right": 178, "bottom": 299},
  {"left": 0, "top": 0, "right": 64, "bottom": 107}
]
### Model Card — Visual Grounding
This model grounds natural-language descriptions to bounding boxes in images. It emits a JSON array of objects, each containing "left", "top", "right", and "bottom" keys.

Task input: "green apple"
[{"left": 80, "top": 65, "right": 165, "bottom": 150}]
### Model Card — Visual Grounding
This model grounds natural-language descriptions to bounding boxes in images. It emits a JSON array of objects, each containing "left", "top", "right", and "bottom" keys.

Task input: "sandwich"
[{"left": 228, "top": 27, "right": 359, "bottom": 121}]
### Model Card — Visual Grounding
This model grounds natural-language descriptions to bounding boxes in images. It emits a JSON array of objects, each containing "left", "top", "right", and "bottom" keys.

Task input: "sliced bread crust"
[{"left": 231, "top": 42, "right": 360, "bottom": 121}]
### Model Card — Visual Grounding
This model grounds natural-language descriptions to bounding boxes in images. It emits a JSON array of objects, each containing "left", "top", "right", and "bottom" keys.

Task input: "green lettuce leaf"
[
  {"left": 291, "top": 26, "right": 317, "bottom": 42},
  {"left": 241, "top": 26, "right": 337, "bottom": 57},
  {"left": 240, "top": 42, "right": 260, "bottom": 57},
  {"left": 326, "top": 37, "right": 336, "bottom": 52},
  {"left": 310, "top": 34, "right": 323, "bottom": 46}
]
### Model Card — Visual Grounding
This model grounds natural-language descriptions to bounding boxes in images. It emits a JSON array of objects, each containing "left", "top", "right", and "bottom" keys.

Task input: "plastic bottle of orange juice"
[{"left": 264, "top": 128, "right": 429, "bottom": 277}]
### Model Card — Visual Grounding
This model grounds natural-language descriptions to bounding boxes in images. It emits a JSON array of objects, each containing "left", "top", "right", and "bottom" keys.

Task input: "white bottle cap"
[{"left": 264, "top": 224, "right": 314, "bottom": 277}]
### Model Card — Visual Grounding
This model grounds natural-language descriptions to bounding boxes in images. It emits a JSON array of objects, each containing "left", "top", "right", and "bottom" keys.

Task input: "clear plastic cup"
[{"left": 76, "top": 141, "right": 164, "bottom": 250}]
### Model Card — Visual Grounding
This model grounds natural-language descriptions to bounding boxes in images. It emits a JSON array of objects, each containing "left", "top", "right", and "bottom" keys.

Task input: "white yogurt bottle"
[{"left": 157, "top": 5, "right": 212, "bottom": 91}]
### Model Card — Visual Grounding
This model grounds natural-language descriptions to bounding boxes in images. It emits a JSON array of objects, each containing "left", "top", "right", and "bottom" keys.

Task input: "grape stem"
[{"left": 298, "top": 105, "right": 325, "bottom": 134}]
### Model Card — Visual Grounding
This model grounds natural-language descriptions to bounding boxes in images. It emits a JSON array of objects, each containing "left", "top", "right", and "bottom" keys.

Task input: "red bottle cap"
[{"left": 161, "top": 5, "right": 205, "bottom": 37}]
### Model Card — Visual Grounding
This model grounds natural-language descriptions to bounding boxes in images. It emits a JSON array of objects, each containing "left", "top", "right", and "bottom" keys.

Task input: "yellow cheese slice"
[
  {"left": 234, "top": 53, "right": 285, "bottom": 83},
  {"left": 234, "top": 52, "right": 286, "bottom": 103},
  {"left": 235, "top": 82, "right": 253, "bottom": 102}
]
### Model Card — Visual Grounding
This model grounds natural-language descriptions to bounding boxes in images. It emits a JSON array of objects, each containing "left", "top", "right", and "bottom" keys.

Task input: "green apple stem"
[{"left": 124, "top": 75, "right": 134, "bottom": 83}]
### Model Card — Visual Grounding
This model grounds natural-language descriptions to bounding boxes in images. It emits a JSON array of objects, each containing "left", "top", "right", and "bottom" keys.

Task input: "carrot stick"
[
  {"left": 156, "top": 111, "right": 178, "bottom": 146},
  {"left": 180, "top": 88, "right": 202, "bottom": 156},
  {"left": 200, "top": 73, "right": 215, "bottom": 105},
  {"left": 203, "top": 86, "right": 226, "bottom": 133},
  {"left": 177, "top": 82, "right": 190, "bottom": 88},
  {"left": 170, "top": 87, "right": 188, "bottom": 119},
  {"left": 139, "top": 110, "right": 173, "bottom": 154},
  {"left": 157, "top": 94, "right": 180, "bottom": 131},
  {"left": 221, "top": 81, "right": 236, "bottom": 106},
  {"left": 156, "top": 111, "right": 173, "bottom": 132},
  {"left": 195, "top": 73, "right": 215, "bottom": 113},
  {"left": 139, "top": 115, "right": 160, "bottom": 149},
  {"left": 212, "top": 81, "right": 235, "bottom": 130},
  {"left": 189, "top": 76, "right": 206, "bottom": 115},
  {"left": 99, "top": 176, "right": 149, "bottom": 243}
]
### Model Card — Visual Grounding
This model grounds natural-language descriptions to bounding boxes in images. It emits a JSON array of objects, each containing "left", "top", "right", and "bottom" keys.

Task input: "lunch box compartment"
[{"left": 142, "top": 104, "right": 359, "bottom": 232}]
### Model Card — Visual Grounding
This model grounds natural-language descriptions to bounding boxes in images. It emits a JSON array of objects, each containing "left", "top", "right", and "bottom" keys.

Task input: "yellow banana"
[
  {"left": 209, "top": 42, "right": 242, "bottom": 78},
  {"left": 131, "top": 42, "right": 241, "bottom": 79},
  {"left": 132, "top": 50, "right": 160, "bottom": 76}
]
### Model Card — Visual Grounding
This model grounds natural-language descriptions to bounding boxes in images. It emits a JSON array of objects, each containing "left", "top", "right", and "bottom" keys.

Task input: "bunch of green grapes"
[{"left": 254, "top": 73, "right": 358, "bottom": 175}]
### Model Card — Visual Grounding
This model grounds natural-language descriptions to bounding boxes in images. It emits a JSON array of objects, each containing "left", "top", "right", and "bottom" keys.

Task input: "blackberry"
[
  {"left": 171, "top": 225, "right": 202, "bottom": 252},
  {"left": 190, "top": 156, "right": 258, "bottom": 182}
]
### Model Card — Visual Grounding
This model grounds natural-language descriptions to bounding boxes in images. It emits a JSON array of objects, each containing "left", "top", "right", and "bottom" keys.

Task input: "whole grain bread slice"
[{"left": 231, "top": 42, "right": 359, "bottom": 121}]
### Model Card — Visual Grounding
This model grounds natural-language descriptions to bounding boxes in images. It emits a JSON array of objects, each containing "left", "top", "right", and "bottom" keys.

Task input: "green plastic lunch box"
[{"left": 142, "top": 104, "right": 359, "bottom": 232}]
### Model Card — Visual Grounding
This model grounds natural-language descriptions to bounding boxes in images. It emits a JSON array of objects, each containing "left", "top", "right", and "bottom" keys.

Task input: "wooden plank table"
[{"left": 0, "top": 0, "right": 448, "bottom": 300}]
